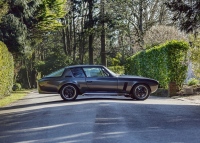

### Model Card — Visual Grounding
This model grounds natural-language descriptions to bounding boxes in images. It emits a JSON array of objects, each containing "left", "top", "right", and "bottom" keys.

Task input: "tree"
[
  {"left": 165, "top": 0, "right": 200, "bottom": 33},
  {"left": 105, "top": 0, "right": 172, "bottom": 52},
  {"left": 87, "top": 0, "right": 94, "bottom": 64},
  {"left": 144, "top": 25, "right": 188, "bottom": 48},
  {"left": 100, "top": 0, "right": 106, "bottom": 66},
  {"left": 0, "top": 0, "right": 67, "bottom": 89},
  {"left": 57, "top": 0, "right": 174, "bottom": 66},
  {"left": 0, "top": 0, "right": 67, "bottom": 54},
  {"left": 35, "top": 32, "right": 73, "bottom": 76},
  {"left": 0, "top": 0, "right": 8, "bottom": 23},
  {"left": 0, "top": 14, "right": 27, "bottom": 53}
]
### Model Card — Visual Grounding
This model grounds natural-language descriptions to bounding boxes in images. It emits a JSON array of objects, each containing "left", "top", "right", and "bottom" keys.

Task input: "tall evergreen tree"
[
  {"left": 166, "top": 0, "right": 200, "bottom": 33},
  {"left": 0, "top": 0, "right": 67, "bottom": 54}
]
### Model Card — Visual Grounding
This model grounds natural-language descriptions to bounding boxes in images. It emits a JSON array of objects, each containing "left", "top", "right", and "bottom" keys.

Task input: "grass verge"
[{"left": 0, "top": 90, "right": 31, "bottom": 107}]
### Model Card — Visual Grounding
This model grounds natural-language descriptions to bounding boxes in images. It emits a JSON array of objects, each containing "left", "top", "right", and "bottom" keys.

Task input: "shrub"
[
  {"left": 188, "top": 78, "right": 199, "bottom": 86},
  {"left": 189, "top": 34, "right": 200, "bottom": 78},
  {"left": 12, "top": 83, "right": 22, "bottom": 91},
  {"left": 108, "top": 66, "right": 124, "bottom": 75},
  {"left": 125, "top": 40, "right": 189, "bottom": 89},
  {"left": 0, "top": 41, "right": 14, "bottom": 98}
]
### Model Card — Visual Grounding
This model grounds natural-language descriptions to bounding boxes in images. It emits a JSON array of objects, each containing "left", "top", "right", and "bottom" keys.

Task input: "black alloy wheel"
[
  {"left": 60, "top": 85, "right": 78, "bottom": 101},
  {"left": 132, "top": 84, "right": 150, "bottom": 100}
]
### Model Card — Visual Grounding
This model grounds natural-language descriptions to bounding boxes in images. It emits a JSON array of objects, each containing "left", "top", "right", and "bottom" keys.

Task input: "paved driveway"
[{"left": 0, "top": 91, "right": 200, "bottom": 143}]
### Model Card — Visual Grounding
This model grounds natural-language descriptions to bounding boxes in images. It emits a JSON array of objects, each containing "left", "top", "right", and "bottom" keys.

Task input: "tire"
[
  {"left": 131, "top": 84, "right": 150, "bottom": 100},
  {"left": 60, "top": 84, "right": 78, "bottom": 101}
]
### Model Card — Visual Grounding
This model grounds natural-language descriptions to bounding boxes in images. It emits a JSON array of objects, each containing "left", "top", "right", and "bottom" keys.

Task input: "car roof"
[{"left": 66, "top": 65, "right": 105, "bottom": 69}]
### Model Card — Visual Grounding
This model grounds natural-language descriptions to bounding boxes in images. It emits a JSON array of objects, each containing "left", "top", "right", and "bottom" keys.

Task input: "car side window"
[
  {"left": 71, "top": 68, "right": 85, "bottom": 78},
  {"left": 83, "top": 67, "right": 109, "bottom": 77},
  {"left": 63, "top": 69, "right": 73, "bottom": 77}
]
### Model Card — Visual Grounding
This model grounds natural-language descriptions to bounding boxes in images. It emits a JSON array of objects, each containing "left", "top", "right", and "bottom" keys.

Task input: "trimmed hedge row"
[
  {"left": 125, "top": 40, "right": 189, "bottom": 89},
  {"left": 0, "top": 41, "right": 14, "bottom": 98}
]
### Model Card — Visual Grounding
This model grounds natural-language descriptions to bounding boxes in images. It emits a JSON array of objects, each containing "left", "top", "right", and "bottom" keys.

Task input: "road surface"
[{"left": 1, "top": 91, "right": 200, "bottom": 143}]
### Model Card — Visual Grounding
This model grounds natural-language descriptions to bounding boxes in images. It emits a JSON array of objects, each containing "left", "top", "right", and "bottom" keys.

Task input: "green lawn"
[{"left": 0, "top": 90, "right": 31, "bottom": 107}]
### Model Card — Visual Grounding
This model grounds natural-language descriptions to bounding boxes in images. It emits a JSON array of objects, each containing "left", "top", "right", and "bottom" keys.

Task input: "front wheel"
[
  {"left": 60, "top": 85, "right": 78, "bottom": 101},
  {"left": 131, "top": 84, "right": 150, "bottom": 100}
]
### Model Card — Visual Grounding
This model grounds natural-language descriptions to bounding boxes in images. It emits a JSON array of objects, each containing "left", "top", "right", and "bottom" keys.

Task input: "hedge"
[
  {"left": 0, "top": 41, "right": 14, "bottom": 98},
  {"left": 125, "top": 40, "right": 189, "bottom": 89}
]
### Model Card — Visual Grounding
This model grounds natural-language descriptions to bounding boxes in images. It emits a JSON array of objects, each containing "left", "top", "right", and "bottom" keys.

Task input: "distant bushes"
[
  {"left": 12, "top": 83, "right": 22, "bottom": 91},
  {"left": 108, "top": 66, "right": 124, "bottom": 75},
  {"left": 125, "top": 40, "right": 189, "bottom": 89},
  {"left": 188, "top": 78, "right": 199, "bottom": 86},
  {"left": 0, "top": 41, "right": 14, "bottom": 98}
]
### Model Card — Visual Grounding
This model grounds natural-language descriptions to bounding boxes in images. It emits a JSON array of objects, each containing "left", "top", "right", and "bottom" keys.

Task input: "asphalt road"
[{"left": 1, "top": 91, "right": 200, "bottom": 143}]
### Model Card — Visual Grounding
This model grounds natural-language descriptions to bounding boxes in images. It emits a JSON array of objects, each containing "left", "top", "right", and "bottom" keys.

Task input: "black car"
[{"left": 38, "top": 65, "right": 159, "bottom": 101}]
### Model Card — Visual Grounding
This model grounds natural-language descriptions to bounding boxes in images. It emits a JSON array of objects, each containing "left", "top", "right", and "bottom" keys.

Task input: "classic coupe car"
[{"left": 38, "top": 65, "right": 159, "bottom": 101}]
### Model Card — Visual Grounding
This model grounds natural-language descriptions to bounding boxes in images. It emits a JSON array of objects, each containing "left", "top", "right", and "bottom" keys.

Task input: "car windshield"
[{"left": 45, "top": 68, "right": 65, "bottom": 77}]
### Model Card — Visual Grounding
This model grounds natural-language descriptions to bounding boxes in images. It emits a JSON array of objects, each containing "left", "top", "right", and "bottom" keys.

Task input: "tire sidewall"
[
  {"left": 132, "top": 84, "right": 150, "bottom": 100},
  {"left": 60, "top": 84, "right": 78, "bottom": 101}
]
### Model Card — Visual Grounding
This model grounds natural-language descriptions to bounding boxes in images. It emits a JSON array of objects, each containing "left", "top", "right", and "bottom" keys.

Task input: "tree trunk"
[
  {"left": 88, "top": 0, "right": 94, "bottom": 64},
  {"left": 100, "top": 0, "right": 106, "bottom": 66},
  {"left": 139, "top": 0, "right": 144, "bottom": 48},
  {"left": 73, "top": 11, "right": 76, "bottom": 62},
  {"left": 62, "top": 28, "right": 68, "bottom": 55}
]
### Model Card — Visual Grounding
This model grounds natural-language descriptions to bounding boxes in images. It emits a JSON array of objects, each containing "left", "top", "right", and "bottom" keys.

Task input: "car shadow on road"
[{"left": 0, "top": 97, "right": 135, "bottom": 111}]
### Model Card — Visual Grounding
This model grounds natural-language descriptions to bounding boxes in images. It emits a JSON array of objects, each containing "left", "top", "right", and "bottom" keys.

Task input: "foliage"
[
  {"left": 125, "top": 40, "right": 189, "bottom": 89},
  {"left": 12, "top": 83, "right": 22, "bottom": 91},
  {"left": 36, "top": 56, "right": 72, "bottom": 77},
  {"left": 60, "top": 0, "right": 172, "bottom": 65},
  {"left": 0, "top": 41, "right": 14, "bottom": 98},
  {"left": 0, "top": 0, "right": 8, "bottom": 23},
  {"left": 144, "top": 25, "right": 188, "bottom": 48},
  {"left": 0, "top": 0, "right": 67, "bottom": 54},
  {"left": 36, "top": 0, "right": 67, "bottom": 31},
  {"left": 110, "top": 53, "right": 122, "bottom": 66},
  {"left": 189, "top": 34, "right": 200, "bottom": 78},
  {"left": 108, "top": 0, "right": 172, "bottom": 51},
  {"left": 0, "top": 14, "right": 27, "bottom": 53},
  {"left": 34, "top": 36, "right": 73, "bottom": 77},
  {"left": 187, "top": 78, "right": 199, "bottom": 86},
  {"left": 165, "top": 0, "right": 200, "bottom": 33},
  {"left": 108, "top": 66, "right": 124, "bottom": 75}
]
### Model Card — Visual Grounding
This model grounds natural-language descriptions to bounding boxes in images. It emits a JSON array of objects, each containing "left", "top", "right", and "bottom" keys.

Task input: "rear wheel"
[
  {"left": 131, "top": 84, "right": 150, "bottom": 100},
  {"left": 60, "top": 85, "right": 78, "bottom": 101}
]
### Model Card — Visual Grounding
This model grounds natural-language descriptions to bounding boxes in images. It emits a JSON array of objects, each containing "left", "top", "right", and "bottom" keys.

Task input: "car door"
[{"left": 83, "top": 67, "right": 118, "bottom": 92}]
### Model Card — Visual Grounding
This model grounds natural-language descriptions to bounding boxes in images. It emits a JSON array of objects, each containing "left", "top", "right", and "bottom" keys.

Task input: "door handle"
[{"left": 87, "top": 81, "right": 93, "bottom": 83}]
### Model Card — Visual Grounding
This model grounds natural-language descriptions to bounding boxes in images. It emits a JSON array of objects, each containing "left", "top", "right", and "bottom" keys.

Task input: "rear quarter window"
[{"left": 71, "top": 68, "right": 85, "bottom": 78}]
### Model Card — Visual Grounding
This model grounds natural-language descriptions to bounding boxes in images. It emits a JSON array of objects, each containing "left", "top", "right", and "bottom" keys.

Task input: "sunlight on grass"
[{"left": 0, "top": 90, "right": 31, "bottom": 107}]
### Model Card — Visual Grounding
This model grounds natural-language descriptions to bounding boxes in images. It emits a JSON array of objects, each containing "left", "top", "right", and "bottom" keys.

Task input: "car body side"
[{"left": 38, "top": 65, "right": 158, "bottom": 95}]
